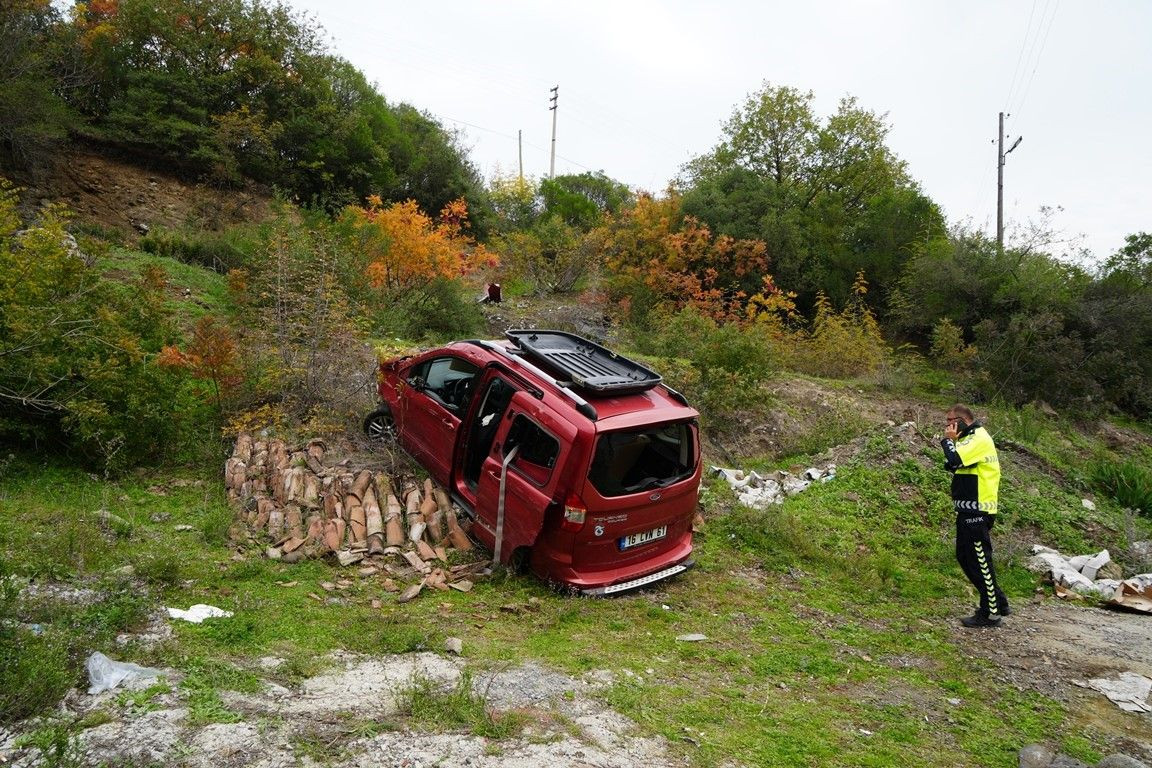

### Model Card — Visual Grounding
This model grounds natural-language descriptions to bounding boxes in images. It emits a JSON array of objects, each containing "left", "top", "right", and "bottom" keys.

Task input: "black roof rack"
[{"left": 504, "top": 329, "right": 662, "bottom": 395}]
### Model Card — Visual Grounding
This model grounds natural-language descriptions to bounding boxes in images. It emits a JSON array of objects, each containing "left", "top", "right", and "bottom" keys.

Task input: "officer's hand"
[{"left": 944, "top": 423, "right": 959, "bottom": 440}]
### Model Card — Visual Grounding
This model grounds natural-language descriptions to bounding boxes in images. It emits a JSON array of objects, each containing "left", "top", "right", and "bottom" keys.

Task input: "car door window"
[
  {"left": 505, "top": 414, "right": 559, "bottom": 487},
  {"left": 463, "top": 376, "right": 516, "bottom": 485},
  {"left": 409, "top": 356, "right": 479, "bottom": 413}
]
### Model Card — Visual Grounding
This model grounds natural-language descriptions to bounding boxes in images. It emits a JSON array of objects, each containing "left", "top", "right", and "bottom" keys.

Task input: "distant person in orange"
[{"left": 941, "top": 404, "right": 1009, "bottom": 628}]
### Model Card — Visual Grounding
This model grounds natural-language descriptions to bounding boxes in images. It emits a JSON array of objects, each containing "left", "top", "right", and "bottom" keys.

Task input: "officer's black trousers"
[{"left": 955, "top": 513, "right": 1008, "bottom": 617}]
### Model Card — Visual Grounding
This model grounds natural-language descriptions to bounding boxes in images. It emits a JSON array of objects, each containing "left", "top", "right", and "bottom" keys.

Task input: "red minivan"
[{"left": 364, "top": 330, "right": 701, "bottom": 595}]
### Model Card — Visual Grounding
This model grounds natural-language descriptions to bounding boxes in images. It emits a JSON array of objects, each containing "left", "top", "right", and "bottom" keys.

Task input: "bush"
[
  {"left": 496, "top": 217, "right": 599, "bottom": 295},
  {"left": 786, "top": 275, "right": 888, "bottom": 378},
  {"left": 0, "top": 562, "right": 74, "bottom": 725},
  {"left": 0, "top": 183, "right": 211, "bottom": 469},
  {"left": 633, "top": 308, "right": 777, "bottom": 426},
  {"left": 972, "top": 312, "right": 1100, "bottom": 410},
  {"left": 999, "top": 402, "right": 1047, "bottom": 445},
  {"left": 382, "top": 276, "right": 484, "bottom": 341}
]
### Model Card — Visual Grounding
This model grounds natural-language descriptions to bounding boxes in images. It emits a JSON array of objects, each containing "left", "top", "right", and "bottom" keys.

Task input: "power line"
[
  {"left": 1002, "top": 0, "right": 1041, "bottom": 112},
  {"left": 1011, "top": 0, "right": 1060, "bottom": 124}
]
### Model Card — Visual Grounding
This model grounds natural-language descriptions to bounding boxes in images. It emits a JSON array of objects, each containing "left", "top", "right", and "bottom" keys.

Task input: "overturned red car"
[{"left": 364, "top": 330, "right": 701, "bottom": 595}]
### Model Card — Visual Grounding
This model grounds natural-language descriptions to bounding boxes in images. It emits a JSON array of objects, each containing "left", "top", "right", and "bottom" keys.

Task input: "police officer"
[{"left": 942, "top": 404, "right": 1009, "bottom": 627}]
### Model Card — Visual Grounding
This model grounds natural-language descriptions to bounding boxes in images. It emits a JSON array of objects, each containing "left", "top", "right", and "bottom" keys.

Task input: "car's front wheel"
[{"left": 363, "top": 407, "right": 395, "bottom": 441}]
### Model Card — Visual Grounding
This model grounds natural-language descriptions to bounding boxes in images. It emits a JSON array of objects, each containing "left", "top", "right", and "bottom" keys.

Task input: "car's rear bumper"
[
  {"left": 579, "top": 559, "right": 694, "bottom": 596},
  {"left": 534, "top": 532, "right": 694, "bottom": 595}
]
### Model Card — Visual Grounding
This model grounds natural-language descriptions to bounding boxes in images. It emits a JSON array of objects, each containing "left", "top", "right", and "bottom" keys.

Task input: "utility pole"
[
  {"left": 518, "top": 129, "right": 523, "bottom": 183},
  {"left": 996, "top": 111, "right": 1023, "bottom": 252},
  {"left": 548, "top": 85, "right": 558, "bottom": 179}
]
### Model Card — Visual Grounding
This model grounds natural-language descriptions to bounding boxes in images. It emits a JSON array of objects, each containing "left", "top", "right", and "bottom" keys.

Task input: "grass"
[
  {"left": 2, "top": 402, "right": 1151, "bottom": 766},
  {"left": 1091, "top": 457, "right": 1152, "bottom": 517},
  {"left": 397, "top": 670, "right": 529, "bottom": 739},
  {"left": 99, "top": 246, "right": 232, "bottom": 322}
]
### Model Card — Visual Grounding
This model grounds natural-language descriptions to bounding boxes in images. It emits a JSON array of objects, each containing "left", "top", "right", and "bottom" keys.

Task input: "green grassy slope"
[{"left": 2, "top": 250, "right": 1150, "bottom": 767}]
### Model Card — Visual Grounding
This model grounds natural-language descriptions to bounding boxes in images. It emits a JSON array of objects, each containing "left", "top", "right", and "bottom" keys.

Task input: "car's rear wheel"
[{"left": 363, "top": 407, "right": 395, "bottom": 441}]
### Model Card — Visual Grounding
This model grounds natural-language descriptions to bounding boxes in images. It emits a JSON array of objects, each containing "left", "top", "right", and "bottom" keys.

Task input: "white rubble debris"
[
  {"left": 1026, "top": 544, "right": 1152, "bottom": 612},
  {"left": 711, "top": 464, "right": 836, "bottom": 509},
  {"left": 1082, "top": 672, "right": 1152, "bottom": 713}
]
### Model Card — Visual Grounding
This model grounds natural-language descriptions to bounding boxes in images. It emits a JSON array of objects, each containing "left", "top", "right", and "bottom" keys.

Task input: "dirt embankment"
[{"left": 13, "top": 148, "right": 272, "bottom": 239}]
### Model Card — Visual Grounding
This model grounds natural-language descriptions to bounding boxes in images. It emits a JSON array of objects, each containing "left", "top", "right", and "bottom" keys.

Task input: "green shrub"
[
  {"left": 633, "top": 307, "right": 777, "bottom": 426},
  {"left": 999, "top": 402, "right": 1047, "bottom": 444},
  {"left": 13, "top": 717, "right": 83, "bottom": 768},
  {"left": 1091, "top": 459, "right": 1152, "bottom": 517},
  {"left": 397, "top": 671, "right": 523, "bottom": 738},
  {"left": 496, "top": 217, "right": 599, "bottom": 295},
  {"left": 0, "top": 184, "right": 213, "bottom": 469},
  {"left": 0, "top": 628, "right": 74, "bottom": 725},
  {"left": 0, "top": 560, "right": 74, "bottom": 725},
  {"left": 786, "top": 277, "right": 889, "bottom": 378},
  {"left": 380, "top": 276, "right": 484, "bottom": 341}
]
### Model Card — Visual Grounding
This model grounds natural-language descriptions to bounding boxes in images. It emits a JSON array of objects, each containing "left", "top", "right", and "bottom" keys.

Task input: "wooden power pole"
[
  {"left": 549, "top": 85, "right": 558, "bottom": 178},
  {"left": 996, "top": 111, "right": 1023, "bottom": 252}
]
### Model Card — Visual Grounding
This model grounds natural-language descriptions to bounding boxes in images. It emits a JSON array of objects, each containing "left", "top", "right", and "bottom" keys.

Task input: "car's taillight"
[{"left": 561, "top": 493, "right": 586, "bottom": 532}]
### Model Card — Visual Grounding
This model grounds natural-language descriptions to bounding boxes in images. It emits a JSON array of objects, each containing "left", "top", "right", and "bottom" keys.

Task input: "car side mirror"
[{"left": 407, "top": 375, "right": 426, "bottom": 390}]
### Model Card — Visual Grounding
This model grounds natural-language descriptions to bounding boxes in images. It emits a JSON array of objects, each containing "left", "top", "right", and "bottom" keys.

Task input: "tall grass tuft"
[
  {"left": 1091, "top": 459, "right": 1152, "bottom": 517},
  {"left": 1000, "top": 402, "right": 1047, "bottom": 444},
  {"left": 397, "top": 671, "right": 527, "bottom": 739}
]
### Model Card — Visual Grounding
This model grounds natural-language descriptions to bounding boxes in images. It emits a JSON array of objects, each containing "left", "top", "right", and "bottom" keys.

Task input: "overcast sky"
[{"left": 285, "top": 0, "right": 1150, "bottom": 262}]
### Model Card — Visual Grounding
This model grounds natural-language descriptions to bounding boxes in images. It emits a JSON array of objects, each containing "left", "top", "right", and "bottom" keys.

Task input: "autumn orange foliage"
[
  {"left": 600, "top": 193, "right": 794, "bottom": 324},
  {"left": 342, "top": 197, "right": 491, "bottom": 295},
  {"left": 157, "top": 316, "right": 242, "bottom": 408}
]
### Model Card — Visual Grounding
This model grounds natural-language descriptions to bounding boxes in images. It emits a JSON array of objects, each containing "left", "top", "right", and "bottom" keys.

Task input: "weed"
[
  {"left": 173, "top": 655, "right": 259, "bottom": 725},
  {"left": 0, "top": 626, "right": 73, "bottom": 725},
  {"left": 14, "top": 717, "right": 83, "bottom": 768},
  {"left": 397, "top": 671, "right": 525, "bottom": 739},
  {"left": 115, "top": 681, "right": 172, "bottom": 714},
  {"left": 774, "top": 396, "right": 869, "bottom": 458},
  {"left": 135, "top": 554, "right": 182, "bottom": 588},
  {"left": 999, "top": 402, "right": 1048, "bottom": 444}
]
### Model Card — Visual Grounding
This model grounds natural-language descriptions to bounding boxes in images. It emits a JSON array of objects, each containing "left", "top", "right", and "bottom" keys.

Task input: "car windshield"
[{"left": 588, "top": 422, "right": 694, "bottom": 497}]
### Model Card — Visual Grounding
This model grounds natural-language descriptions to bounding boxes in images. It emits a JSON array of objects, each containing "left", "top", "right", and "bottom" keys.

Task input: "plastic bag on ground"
[
  {"left": 86, "top": 651, "right": 162, "bottom": 694},
  {"left": 165, "top": 604, "right": 233, "bottom": 623}
]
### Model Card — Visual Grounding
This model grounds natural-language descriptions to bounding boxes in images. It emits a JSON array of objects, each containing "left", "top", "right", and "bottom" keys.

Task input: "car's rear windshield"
[{"left": 588, "top": 422, "right": 695, "bottom": 497}]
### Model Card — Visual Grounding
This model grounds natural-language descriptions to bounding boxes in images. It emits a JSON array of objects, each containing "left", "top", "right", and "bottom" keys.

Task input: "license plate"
[{"left": 619, "top": 525, "right": 667, "bottom": 550}]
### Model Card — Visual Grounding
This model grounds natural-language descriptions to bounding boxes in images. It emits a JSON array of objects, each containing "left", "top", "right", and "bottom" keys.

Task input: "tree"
[
  {"left": 598, "top": 192, "right": 792, "bottom": 325},
  {"left": 539, "top": 171, "right": 632, "bottom": 230},
  {"left": 339, "top": 196, "right": 490, "bottom": 296},
  {"left": 680, "top": 82, "right": 922, "bottom": 309},
  {"left": 0, "top": 0, "right": 81, "bottom": 172},
  {"left": 69, "top": 0, "right": 487, "bottom": 215},
  {"left": 487, "top": 172, "right": 540, "bottom": 234},
  {"left": 1080, "top": 233, "right": 1152, "bottom": 415}
]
